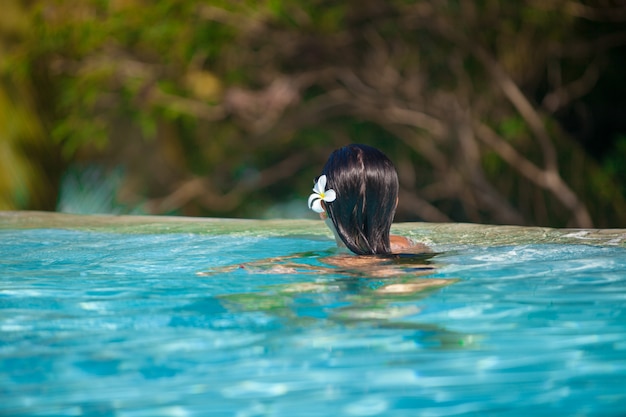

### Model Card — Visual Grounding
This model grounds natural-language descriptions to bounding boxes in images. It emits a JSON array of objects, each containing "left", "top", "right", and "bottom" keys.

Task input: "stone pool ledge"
[{"left": 1, "top": 210, "right": 625, "bottom": 247}]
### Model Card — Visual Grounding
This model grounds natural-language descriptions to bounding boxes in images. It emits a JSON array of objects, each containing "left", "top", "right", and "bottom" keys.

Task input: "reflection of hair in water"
[{"left": 322, "top": 144, "right": 399, "bottom": 255}]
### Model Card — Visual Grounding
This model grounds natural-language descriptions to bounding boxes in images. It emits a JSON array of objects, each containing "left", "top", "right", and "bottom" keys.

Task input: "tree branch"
[
  {"left": 542, "top": 57, "right": 602, "bottom": 113},
  {"left": 474, "top": 121, "right": 593, "bottom": 227}
]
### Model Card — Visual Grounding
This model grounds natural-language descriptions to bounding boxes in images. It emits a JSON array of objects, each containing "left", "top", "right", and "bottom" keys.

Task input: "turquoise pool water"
[{"left": 1, "top": 225, "right": 626, "bottom": 416}]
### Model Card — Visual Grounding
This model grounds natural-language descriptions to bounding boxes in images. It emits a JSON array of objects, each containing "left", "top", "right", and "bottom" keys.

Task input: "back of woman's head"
[{"left": 322, "top": 144, "right": 399, "bottom": 255}]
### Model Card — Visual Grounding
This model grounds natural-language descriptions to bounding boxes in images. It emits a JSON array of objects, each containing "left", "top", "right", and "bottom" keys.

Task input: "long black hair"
[{"left": 322, "top": 144, "right": 399, "bottom": 255}]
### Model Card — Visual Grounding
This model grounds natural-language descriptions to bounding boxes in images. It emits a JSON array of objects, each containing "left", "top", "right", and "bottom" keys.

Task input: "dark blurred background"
[{"left": 2, "top": 0, "right": 625, "bottom": 227}]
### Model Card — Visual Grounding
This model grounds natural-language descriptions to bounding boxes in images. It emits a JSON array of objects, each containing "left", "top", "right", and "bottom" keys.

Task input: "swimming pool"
[{"left": 1, "top": 212, "right": 625, "bottom": 416}]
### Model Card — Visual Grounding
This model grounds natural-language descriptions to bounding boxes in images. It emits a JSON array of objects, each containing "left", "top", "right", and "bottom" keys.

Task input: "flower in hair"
[{"left": 308, "top": 175, "right": 336, "bottom": 213}]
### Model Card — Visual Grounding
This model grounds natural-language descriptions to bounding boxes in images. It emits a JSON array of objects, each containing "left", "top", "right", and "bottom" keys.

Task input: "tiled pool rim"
[{"left": 2, "top": 211, "right": 625, "bottom": 247}]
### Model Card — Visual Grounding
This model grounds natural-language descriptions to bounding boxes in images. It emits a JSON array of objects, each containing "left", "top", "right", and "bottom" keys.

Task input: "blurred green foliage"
[{"left": 2, "top": 0, "right": 626, "bottom": 227}]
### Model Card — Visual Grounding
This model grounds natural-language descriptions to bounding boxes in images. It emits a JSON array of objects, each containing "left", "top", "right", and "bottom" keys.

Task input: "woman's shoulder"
[{"left": 390, "top": 235, "right": 431, "bottom": 253}]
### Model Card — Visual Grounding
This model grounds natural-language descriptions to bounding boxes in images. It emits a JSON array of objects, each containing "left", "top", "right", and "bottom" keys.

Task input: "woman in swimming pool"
[
  {"left": 200, "top": 145, "right": 432, "bottom": 277},
  {"left": 308, "top": 144, "right": 427, "bottom": 255}
]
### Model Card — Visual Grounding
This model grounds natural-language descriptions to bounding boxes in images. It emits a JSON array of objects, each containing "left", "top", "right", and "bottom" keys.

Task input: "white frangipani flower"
[{"left": 307, "top": 175, "right": 336, "bottom": 213}]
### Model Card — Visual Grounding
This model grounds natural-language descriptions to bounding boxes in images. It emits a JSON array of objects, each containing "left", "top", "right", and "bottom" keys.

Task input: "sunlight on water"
[{"left": 1, "top": 229, "right": 625, "bottom": 416}]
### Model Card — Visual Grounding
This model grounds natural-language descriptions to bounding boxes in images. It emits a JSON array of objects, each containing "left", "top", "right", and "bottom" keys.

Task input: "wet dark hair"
[{"left": 322, "top": 144, "right": 399, "bottom": 255}]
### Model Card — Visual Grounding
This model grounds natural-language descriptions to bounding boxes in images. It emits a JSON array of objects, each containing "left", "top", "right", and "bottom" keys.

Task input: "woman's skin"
[{"left": 390, "top": 234, "right": 430, "bottom": 253}]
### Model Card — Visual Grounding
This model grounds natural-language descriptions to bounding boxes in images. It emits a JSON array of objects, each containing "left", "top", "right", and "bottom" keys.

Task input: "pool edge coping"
[{"left": 1, "top": 210, "right": 625, "bottom": 247}]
